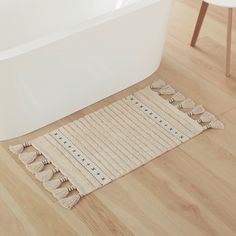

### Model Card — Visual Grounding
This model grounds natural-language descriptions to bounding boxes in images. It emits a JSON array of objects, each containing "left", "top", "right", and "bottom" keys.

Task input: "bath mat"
[{"left": 9, "top": 79, "right": 223, "bottom": 209}]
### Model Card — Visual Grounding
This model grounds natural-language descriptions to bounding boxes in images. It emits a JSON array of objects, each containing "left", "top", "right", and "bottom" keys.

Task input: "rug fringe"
[
  {"left": 9, "top": 142, "right": 32, "bottom": 155},
  {"left": 19, "top": 151, "right": 41, "bottom": 164},
  {"left": 43, "top": 176, "right": 68, "bottom": 192},
  {"left": 150, "top": 79, "right": 166, "bottom": 89},
  {"left": 159, "top": 85, "right": 176, "bottom": 95},
  {"left": 177, "top": 98, "right": 195, "bottom": 109},
  {"left": 52, "top": 186, "right": 77, "bottom": 199},
  {"left": 26, "top": 160, "right": 51, "bottom": 174},
  {"left": 8, "top": 145, "right": 81, "bottom": 208},
  {"left": 197, "top": 112, "right": 216, "bottom": 123},
  {"left": 35, "top": 168, "right": 59, "bottom": 182},
  {"left": 151, "top": 78, "right": 223, "bottom": 130},
  {"left": 205, "top": 120, "right": 224, "bottom": 130},
  {"left": 188, "top": 105, "right": 205, "bottom": 116},
  {"left": 169, "top": 92, "right": 186, "bottom": 103},
  {"left": 59, "top": 193, "right": 81, "bottom": 209}
]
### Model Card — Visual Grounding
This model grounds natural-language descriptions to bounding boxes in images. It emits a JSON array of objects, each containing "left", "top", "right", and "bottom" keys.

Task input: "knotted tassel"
[
  {"left": 52, "top": 186, "right": 77, "bottom": 199},
  {"left": 35, "top": 168, "right": 59, "bottom": 182},
  {"left": 43, "top": 176, "right": 68, "bottom": 192},
  {"left": 197, "top": 112, "right": 216, "bottom": 123},
  {"left": 188, "top": 105, "right": 205, "bottom": 117},
  {"left": 169, "top": 92, "right": 186, "bottom": 104},
  {"left": 59, "top": 193, "right": 81, "bottom": 209},
  {"left": 205, "top": 120, "right": 224, "bottom": 129},
  {"left": 26, "top": 160, "right": 51, "bottom": 174},
  {"left": 9, "top": 142, "right": 31, "bottom": 155},
  {"left": 177, "top": 99, "right": 195, "bottom": 109},
  {"left": 19, "top": 151, "right": 42, "bottom": 165},
  {"left": 159, "top": 85, "right": 176, "bottom": 95},
  {"left": 151, "top": 79, "right": 166, "bottom": 89}
]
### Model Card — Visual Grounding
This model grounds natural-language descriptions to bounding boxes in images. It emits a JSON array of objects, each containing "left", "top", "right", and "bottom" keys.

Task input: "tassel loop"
[
  {"left": 150, "top": 79, "right": 166, "bottom": 89},
  {"left": 52, "top": 186, "right": 77, "bottom": 199},
  {"left": 169, "top": 92, "right": 186, "bottom": 104},
  {"left": 205, "top": 120, "right": 224, "bottom": 130},
  {"left": 197, "top": 112, "right": 216, "bottom": 123},
  {"left": 19, "top": 151, "right": 42, "bottom": 165},
  {"left": 177, "top": 99, "right": 195, "bottom": 109},
  {"left": 59, "top": 193, "right": 81, "bottom": 209},
  {"left": 188, "top": 105, "right": 205, "bottom": 117},
  {"left": 35, "top": 168, "right": 59, "bottom": 182},
  {"left": 159, "top": 85, "right": 176, "bottom": 95},
  {"left": 26, "top": 159, "right": 51, "bottom": 174},
  {"left": 43, "top": 176, "right": 68, "bottom": 192},
  {"left": 9, "top": 142, "right": 31, "bottom": 155}
]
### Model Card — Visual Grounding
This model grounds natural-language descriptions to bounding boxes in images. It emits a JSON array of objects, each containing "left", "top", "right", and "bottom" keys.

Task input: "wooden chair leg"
[
  {"left": 226, "top": 8, "right": 233, "bottom": 77},
  {"left": 191, "top": 1, "right": 209, "bottom": 47}
]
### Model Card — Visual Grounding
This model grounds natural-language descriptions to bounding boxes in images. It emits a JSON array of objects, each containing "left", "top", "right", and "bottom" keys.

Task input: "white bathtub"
[{"left": 0, "top": 0, "right": 172, "bottom": 141}]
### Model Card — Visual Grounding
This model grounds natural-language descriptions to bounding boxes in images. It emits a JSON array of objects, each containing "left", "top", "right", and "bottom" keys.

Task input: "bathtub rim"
[
  {"left": 0, "top": 0, "right": 168, "bottom": 61},
  {"left": 0, "top": 66, "right": 161, "bottom": 142}
]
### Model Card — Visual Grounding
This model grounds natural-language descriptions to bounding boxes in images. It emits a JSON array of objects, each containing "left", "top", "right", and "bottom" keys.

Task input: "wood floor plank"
[
  {"left": 180, "top": 133, "right": 236, "bottom": 188},
  {"left": 1, "top": 0, "right": 236, "bottom": 235},
  {"left": 0, "top": 189, "right": 32, "bottom": 236},
  {"left": 146, "top": 149, "right": 236, "bottom": 235}
]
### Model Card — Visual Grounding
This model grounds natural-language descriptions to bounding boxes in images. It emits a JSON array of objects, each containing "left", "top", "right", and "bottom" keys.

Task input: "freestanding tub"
[{"left": 0, "top": 0, "right": 172, "bottom": 141}]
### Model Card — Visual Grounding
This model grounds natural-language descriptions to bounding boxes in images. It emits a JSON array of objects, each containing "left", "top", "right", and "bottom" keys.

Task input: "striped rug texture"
[{"left": 9, "top": 80, "right": 223, "bottom": 209}]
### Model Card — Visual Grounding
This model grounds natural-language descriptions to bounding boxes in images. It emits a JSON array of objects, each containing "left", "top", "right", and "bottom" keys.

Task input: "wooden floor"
[{"left": 1, "top": 0, "right": 236, "bottom": 235}]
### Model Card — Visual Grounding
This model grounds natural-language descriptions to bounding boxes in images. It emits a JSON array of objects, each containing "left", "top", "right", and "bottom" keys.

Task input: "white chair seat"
[{"left": 204, "top": 0, "right": 236, "bottom": 8}]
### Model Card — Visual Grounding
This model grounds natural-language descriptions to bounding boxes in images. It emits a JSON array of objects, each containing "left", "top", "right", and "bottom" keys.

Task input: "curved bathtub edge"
[
  {"left": 0, "top": 64, "right": 161, "bottom": 142},
  {"left": 0, "top": 0, "right": 171, "bottom": 61}
]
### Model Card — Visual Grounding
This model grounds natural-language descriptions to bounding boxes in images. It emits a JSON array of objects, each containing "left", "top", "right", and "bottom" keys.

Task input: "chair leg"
[
  {"left": 191, "top": 1, "right": 209, "bottom": 47},
  {"left": 226, "top": 8, "right": 233, "bottom": 77}
]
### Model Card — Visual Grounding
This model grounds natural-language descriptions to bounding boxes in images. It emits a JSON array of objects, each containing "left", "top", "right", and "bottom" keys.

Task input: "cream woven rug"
[{"left": 9, "top": 80, "right": 223, "bottom": 209}]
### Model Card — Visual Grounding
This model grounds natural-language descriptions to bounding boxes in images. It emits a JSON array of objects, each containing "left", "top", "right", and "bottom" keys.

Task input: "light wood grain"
[
  {"left": 226, "top": 8, "right": 233, "bottom": 77},
  {"left": 1, "top": 0, "right": 236, "bottom": 235}
]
